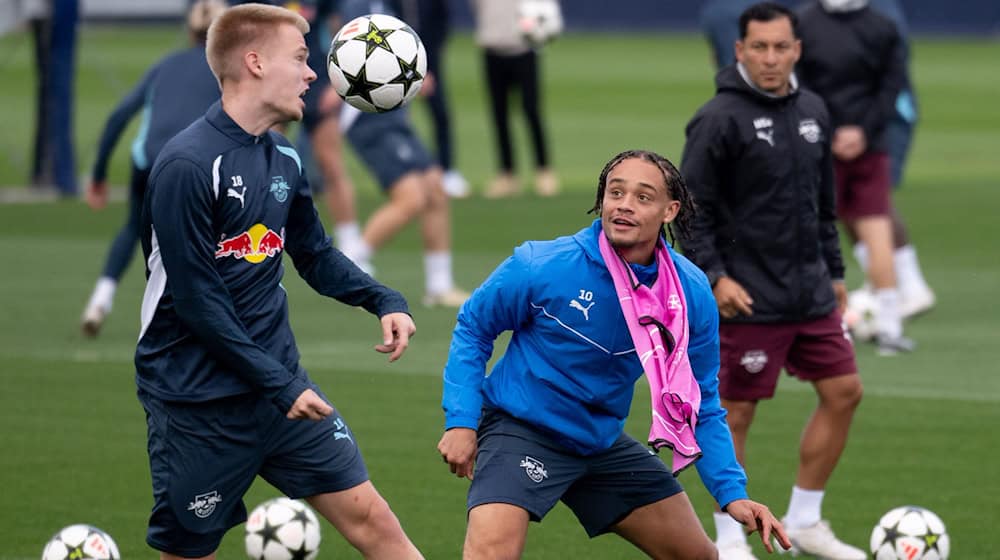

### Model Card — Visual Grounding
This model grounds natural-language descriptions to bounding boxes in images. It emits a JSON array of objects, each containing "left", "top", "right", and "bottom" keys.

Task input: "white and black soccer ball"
[
  {"left": 41, "top": 524, "right": 121, "bottom": 560},
  {"left": 327, "top": 13, "right": 427, "bottom": 113},
  {"left": 870, "top": 506, "right": 950, "bottom": 560},
  {"left": 245, "top": 497, "right": 321, "bottom": 560},
  {"left": 517, "top": 0, "right": 563, "bottom": 46},
  {"left": 844, "top": 288, "right": 878, "bottom": 342}
]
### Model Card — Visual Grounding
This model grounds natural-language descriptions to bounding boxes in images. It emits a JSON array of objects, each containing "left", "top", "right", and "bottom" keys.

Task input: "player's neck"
[{"left": 220, "top": 91, "right": 279, "bottom": 137}]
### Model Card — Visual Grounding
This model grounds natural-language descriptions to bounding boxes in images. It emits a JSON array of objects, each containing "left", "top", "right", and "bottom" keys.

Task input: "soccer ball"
[
  {"left": 245, "top": 497, "right": 321, "bottom": 560},
  {"left": 41, "top": 524, "right": 120, "bottom": 560},
  {"left": 517, "top": 0, "right": 563, "bottom": 46},
  {"left": 843, "top": 288, "right": 878, "bottom": 342},
  {"left": 327, "top": 13, "right": 427, "bottom": 113},
  {"left": 870, "top": 506, "right": 950, "bottom": 560}
]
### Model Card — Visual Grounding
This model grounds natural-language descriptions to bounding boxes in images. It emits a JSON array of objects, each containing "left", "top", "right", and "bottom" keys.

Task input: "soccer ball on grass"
[
  {"left": 843, "top": 288, "right": 878, "bottom": 342},
  {"left": 870, "top": 505, "right": 950, "bottom": 560},
  {"left": 245, "top": 497, "right": 321, "bottom": 560},
  {"left": 327, "top": 13, "right": 427, "bottom": 113},
  {"left": 41, "top": 524, "right": 120, "bottom": 560}
]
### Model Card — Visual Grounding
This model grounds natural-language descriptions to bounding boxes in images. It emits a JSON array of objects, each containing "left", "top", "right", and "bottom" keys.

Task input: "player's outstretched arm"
[{"left": 725, "top": 499, "right": 791, "bottom": 553}]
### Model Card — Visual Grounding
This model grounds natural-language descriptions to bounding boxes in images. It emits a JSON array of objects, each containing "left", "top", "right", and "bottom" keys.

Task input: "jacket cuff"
[
  {"left": 715, "top": 483, "right": 751, "bottom": 511},
  {"left": 272, "top": 375, "right": 312, "bottom": 414},
  {"left": 445, "top": 414, "right": 480, "bottom": 431}
]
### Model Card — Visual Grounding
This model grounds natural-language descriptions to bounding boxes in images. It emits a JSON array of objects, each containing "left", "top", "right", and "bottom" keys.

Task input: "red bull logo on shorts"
[{"left": 215, "top": 224, "right": 284, "bottom": 264}]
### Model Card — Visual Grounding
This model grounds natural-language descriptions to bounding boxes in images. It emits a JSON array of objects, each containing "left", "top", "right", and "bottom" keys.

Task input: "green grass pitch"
[{"left": 1, "top": 25, "right": 998, "bottom": 558}]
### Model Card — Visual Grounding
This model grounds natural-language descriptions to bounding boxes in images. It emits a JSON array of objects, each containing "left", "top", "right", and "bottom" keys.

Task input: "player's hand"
[
  {"left": 713, "top": 276, "right": 754, "bottom": 319},
  {"left": 832, "top": 125, "right": 867, "bottom": 161},
  {"left": 287, "top": 388, "right": 334, "bottom": 421},
  {"left": 724, "top": 499, "right": 791, "bottom": 553},
  {"left": 85, "top": 179, "right": 108, "bottom": 210},
  {"left": 375, "top": 312, "right": 416, "bottom": 362},
  {"left": 437, "top": 428, "right": 477, "bottom": 480},
  {"left": 833, "top": 280, "right": 848, "bottom": 314}
]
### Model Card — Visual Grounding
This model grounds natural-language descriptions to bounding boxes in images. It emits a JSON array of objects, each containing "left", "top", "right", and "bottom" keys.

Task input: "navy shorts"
[
  {"left": 469, "top": 410, "right": 683, "bottom": 537},
  {"left": 719, "top": 310, "right": 858, "bottom": 401},
  {"left": 138, "top": 385, "right": 368, "bottom": 557},
  {"left": 347, "top": 122, "right": 434, "bottom": 190}
]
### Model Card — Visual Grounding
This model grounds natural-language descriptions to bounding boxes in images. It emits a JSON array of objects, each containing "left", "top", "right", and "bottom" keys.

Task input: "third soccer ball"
[
  {"left": 327, "top": 13, "right": 426, "bottom": 113},
  {"left": 246, "top": 497, "right": 321, "bottom": 560},
  {"left": 870, "top": 506, "right": 950, "bottom": 560},
  {"left": 41, "top": 524, "right": 120, "bottom": 560}
]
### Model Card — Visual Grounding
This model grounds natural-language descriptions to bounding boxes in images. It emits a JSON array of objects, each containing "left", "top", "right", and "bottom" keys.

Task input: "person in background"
[
  {"left": 472, "top": 0, "right": 559, "bottom": 198},
  {"left": 80, "top": 0, "right": 227, "bottom": 336},
  {"left": 796, "top": 0, "right": 914, "bottom": 354}
]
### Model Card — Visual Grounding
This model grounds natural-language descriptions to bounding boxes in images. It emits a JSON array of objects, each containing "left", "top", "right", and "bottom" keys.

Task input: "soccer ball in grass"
[
  {"left": 870, "top": 506, "right": 950, "bottom": 560},
  {"left": 517, "top": 0, "right": 564, "bottom": 46},
  {"left": 245, "top": 498, "right": 321, "bottom": 560},
  {"left": 843, "top": 288, "right": 878, "bottom": 342},
  {"left": 41, "top": 524, "right": 120, "bottom": 560},
  {"left": 327, "top": 14, "right": 427, "bottom": 113}
]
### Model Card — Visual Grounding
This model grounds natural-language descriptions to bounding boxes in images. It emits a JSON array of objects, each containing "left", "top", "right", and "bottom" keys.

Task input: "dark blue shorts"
[
  {"left": 347, "top": 122, "right": 434, "bottom": 190},
  {"left": 138, "top": 384, "right": 368, "bottom": 557},
  {"left": 469, "top": 410, "right": 683, "bottom": 537}
]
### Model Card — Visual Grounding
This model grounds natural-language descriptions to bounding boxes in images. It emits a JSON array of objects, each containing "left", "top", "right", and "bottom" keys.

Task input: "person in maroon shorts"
[
  {"left": 680, "top": 4, "right": 867, "bottom": 558},
  {"left": 796, "top": 0, "right": 915, "bottom": 355}
]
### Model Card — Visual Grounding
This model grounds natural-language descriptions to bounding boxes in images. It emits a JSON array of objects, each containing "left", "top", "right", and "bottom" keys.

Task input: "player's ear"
[
  {"left": 245, "top": 50, "right": 264, "bottom": 77},
  {"left": 662, "top": 200, "right": 680, "bottom": 224}
]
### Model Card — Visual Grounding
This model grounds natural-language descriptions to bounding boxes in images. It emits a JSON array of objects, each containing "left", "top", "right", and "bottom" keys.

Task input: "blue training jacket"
[
  {"left": 92, "top": 46, "right": 219, "bottom": 180},
  {"left": 442, "top": 219, "right": 748, "bottom": 508},
  {"left": 136, "top": 102, "right": 408, "bottom": 412}
]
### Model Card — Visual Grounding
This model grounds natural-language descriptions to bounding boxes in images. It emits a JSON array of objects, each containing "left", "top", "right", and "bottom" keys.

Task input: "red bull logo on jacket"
[{"left": 215, "top": 224, "right": 284, "bottom": 263}]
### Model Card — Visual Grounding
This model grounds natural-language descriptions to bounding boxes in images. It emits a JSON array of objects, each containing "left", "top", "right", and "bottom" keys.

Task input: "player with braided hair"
[{"left": 438, "top": 149, "right": 791, "bottom": 559}]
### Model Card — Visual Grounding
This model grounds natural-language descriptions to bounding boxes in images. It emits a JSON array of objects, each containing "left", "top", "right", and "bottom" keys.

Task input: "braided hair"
[{"left": 588, "top": 149, "right": 697, "bottom": 245}]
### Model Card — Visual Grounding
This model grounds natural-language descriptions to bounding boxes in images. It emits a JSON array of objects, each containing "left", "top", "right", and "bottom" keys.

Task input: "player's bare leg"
[
  {"left": 419, "top": 167, "right": 469, "bottom": 306},
  {"left": 362, "top": 172, "right": 427, "bottom": 250},
  {"left": 312, "top": 117, "right": 358, "bottom": 229},
  {"left": 797, "top": 374, "right": 863, "bottom": 489},
  {"left": 307, "top": 481, "right": 424, "bottom": 559},
  {"left": 464, "top": 503, "right": 530, "bottom": 560},
  {"left": 612, "top": 492, "right": 718, "bottom": 559}
]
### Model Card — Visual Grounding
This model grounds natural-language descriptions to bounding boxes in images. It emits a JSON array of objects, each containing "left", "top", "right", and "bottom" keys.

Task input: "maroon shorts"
[
  {"left": 718, "top": 311, "right": 858, "bottom": 401},
  {"left": 833, "top": 151, "right": 892, "bottom": 220}
]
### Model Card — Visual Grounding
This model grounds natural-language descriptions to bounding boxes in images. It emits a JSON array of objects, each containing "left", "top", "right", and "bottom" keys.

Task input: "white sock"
[
  {"left": 894, "top": 245, "right": 931, "bottom": 297},
  {"left": 424, "top": 251, "right": 454, "bottom": 295},
  {"left": 852, "top": 243, "right": 869, "bottom": 275},
  {"left": 714, "top": 511, "right": 747, "bottom": 546},
  {"left": 334, "top": 222, "right": 362, "bottom": 252},
  {"left": 86, "top": 277, "right": 117, "bottom": 313},
  {"left": 785, "top": 486, "right": 824, "bottom": 530},
  {"left": 875, "top": 287, "right": 903, "bottom": 339}
]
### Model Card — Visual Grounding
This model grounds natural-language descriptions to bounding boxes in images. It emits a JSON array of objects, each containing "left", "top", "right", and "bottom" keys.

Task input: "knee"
[
  {"left": 825, "top": 376, "right": 864, "bottom": 411},
  {"left": 463, "top": 532, "right": 522, "bottom": 560}
]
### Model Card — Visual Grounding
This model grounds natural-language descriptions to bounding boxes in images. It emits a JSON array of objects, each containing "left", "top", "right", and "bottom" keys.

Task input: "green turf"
[{"left": 1, "top": 25, "right": 999, "bottom": 558}]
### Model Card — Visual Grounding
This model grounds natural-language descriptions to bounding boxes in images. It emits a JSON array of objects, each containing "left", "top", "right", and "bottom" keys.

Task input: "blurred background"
[{"left": 1, "top": 0, "right": 998, "bottom": 558}]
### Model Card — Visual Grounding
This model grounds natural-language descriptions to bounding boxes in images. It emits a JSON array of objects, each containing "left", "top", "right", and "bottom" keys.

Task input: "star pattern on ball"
[
  {"left": 341, "top": 65, "right": 385, "bottom": 110},
  {"left": 352, "top": 20, "right": 397, "bottom": 57},
  {"left": 389, "top": 50, "right": 423, "bottom": 100}
]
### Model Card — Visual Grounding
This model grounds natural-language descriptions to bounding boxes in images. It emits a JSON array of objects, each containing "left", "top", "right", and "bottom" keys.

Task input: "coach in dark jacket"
[
  {"left": 679, "top": 4, "right": 867, "bottom": 558},
  {"left": 680, "top": 27, "right": 843, "bottom": 325}
]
